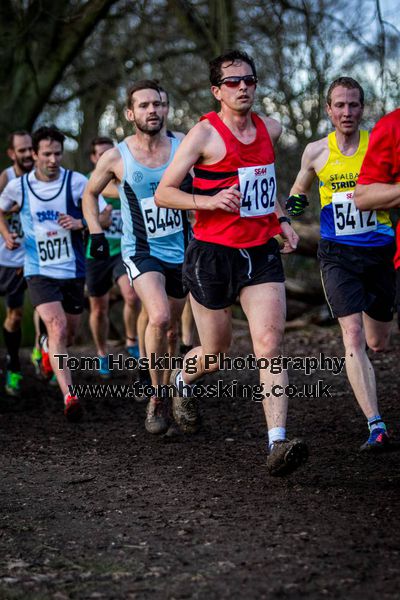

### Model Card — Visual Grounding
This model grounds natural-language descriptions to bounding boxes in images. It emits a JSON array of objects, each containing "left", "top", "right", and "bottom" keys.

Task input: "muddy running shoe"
[
  {"left": 135, "top": 368, "right": 152, "bottom": 402},
  {"left": 360, "top": 428, "right": 390, "bottom": 452},
  {"left": 163, "top": 421, "right": 183, "bottom": 439},
  {"left": 31, "top": 347, "right": 42, "bottom": 375},
  {"left": 145, "top": 395, "right": 169, "bottom": 435},
  {"left": 39, "top": 335, "right": 53, "bottom": 380},
  {"left": 64, "top": 395, "right": 83, "bottom": 422},
  {"left": 170, "top": 368, "right": 200, "bottom": 434},
  {"left": 5, "top": 371, "right": 22, "bottom": 397},
  {"left": 98, "top": 355, "right": 111, "bottom": 379},
  {"left": 267, "top": 439, "right": 308, "bottom": 476}
]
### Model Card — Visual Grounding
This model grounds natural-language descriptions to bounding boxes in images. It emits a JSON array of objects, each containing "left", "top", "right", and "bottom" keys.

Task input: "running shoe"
[
  {"left": 360, "top": 427, "right": 390, "bottom": 452},
  {"left": 98, "top": 355, "right": 111, "bottom": 379},
  {"left": 64, "top": 395, "right": 83, "bottom": 422},
  {"left": 40, "top": 335, "right": 53, "bottom": 380},
  {"left": 266, "top": 439, "right": 309, "bottom": 476},
  {"left": 170, "top": 368, "right": 200, "bottom": 434},
  {"left": 145, "top": 395, "right": 169, "bottom": 435},
  {"left": 5, "top": 371, "right": 22, "bottom": 397},
  {"left": 126, "top": 344, "right": 140, "bottom": 359},
  {"left": 31, "top": 347, "right": 42, "bottom": 375},
  {"left": 134, "top": 368, "right": 152, "bottom": 402}
]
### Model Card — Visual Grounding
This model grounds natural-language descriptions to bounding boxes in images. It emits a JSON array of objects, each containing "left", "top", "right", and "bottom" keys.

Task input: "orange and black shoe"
[{"left": 64, "top": 394, "right": 83, "bottom": 423}]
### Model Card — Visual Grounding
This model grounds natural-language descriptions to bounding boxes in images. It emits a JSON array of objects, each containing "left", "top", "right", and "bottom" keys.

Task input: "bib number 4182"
[{"left": 238, "top": 164, "right": 277, "bottom": 218}]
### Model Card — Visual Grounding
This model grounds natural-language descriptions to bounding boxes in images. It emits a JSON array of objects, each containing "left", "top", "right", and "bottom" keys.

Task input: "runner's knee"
[
  {"left": 46, "top": 316, "right": 67, "bottom": 343},
  {"left": 5, "top": 307, "right": 23, "bottom": 330},
  {"left": 167, "top": 326, "right": 178, "bottom": 343},
  {"left": 148, "top": 310, "right": 170, "bottom": 331},
  {"left": 252, "top": 328, "right": 284, "bottom": 358},
  {"left": 124, "top": 291, "right": 139, "bottom": 309},
  {"left": 366, "top": 335, "right": 389, "bottom": 353},
  {"left": 90, "top": 300, "right": 108, "bottom": 319},
  {"left": 342, "top": 323, "right": 364, "bottom": 351}
]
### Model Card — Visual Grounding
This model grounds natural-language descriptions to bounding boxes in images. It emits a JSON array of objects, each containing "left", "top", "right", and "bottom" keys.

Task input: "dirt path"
[{"left": 1, "top": 324, "right": 399, "bottom": 599}]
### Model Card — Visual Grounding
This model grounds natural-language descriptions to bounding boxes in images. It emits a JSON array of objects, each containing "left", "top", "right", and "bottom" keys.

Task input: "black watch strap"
[{"left": 278, "top": 216, "right": 292, "bottom": 225}]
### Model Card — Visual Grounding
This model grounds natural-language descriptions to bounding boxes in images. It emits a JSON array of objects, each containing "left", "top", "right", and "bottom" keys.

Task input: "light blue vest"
[{"left": 117, "top": 138, "right": 185, "bottom": 264}]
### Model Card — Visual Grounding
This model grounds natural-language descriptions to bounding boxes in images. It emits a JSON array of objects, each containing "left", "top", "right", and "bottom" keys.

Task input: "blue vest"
[{"left": 117, "top": 138, "right": 185, "bottom": 264}]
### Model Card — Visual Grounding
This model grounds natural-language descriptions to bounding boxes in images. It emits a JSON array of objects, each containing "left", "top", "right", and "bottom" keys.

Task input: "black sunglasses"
[{"left": 217, "top": 75, "right": 258, "bottom": 88}]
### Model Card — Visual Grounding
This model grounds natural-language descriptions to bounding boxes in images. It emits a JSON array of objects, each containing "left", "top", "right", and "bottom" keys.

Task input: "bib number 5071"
[
  {"left": 38, "top": 237, "right": 70, "bottom": 262},
  {"left": 36, "top": 229, "right": 72, "bottom": 266}
]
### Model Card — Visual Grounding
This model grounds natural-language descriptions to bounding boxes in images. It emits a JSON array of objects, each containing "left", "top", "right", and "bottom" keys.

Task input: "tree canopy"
[{"left": 2, "top": 0, "right": 399, "bottom": 176}]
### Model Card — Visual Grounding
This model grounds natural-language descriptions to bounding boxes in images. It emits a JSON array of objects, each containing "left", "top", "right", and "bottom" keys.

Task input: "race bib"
[
  {"left": 8, "top": 213, "right": 24, "bottom": 240},
  {"left": 36, "top": 228, "right": 72, "bottom": 266},
  {"left": 141, "top": 196, "right": 183, "bottom": 239},
  {"left": 107, "top": 209, "right": 123, "bottom": 239},
  {"left": 332, "top": 191, "right": 377, "bottom": 236},
  {"left": 238, "top": 164, "right": 277, "bottom": 217}
]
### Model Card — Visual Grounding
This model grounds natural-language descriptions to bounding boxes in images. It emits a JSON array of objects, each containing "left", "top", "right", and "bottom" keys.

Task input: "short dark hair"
[
  {"left": 32, "top": 126, "right": 65, "bottom": 153},
  {"left": 157, "top": 84, "right": 169, "bottom": 105},
  {"left": 326, "top": 77, "right": 364, "bottom": 106},
  {"left": 126, "top": 80, "right": 161, "bottom": 109},
  {"left": 209, "top": 50, "right": 257, "bottom": 86},
  {"left": 7, "top": 130, "right": 31, "bottom": 150},
  {"left": 90, "top": 136, "right": 114, "bottom": 154}
]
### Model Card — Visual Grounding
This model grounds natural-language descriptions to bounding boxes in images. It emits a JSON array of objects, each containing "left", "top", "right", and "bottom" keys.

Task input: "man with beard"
[
  {"left": 0, "top": 131, "right": 34, "bottom": 193},
  {"left": 0, "top": 132, "right": 33, "bottom": 396},
  {"left": 83, "top": 80, "right": 188, "bottom": 436}
]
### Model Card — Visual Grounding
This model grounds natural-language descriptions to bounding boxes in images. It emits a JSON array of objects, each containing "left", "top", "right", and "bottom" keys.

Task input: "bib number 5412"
[{"left": 332, "top": 191, "right": 377, "bottom": 236}]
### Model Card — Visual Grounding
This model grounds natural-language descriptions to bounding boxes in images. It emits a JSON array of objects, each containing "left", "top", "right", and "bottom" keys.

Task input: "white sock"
[
  {"left": 268, "top": 427, "right": 286, "bottom": 449},
  {"left": 175, "top": 370, "right": 192, "bottom": 397}
]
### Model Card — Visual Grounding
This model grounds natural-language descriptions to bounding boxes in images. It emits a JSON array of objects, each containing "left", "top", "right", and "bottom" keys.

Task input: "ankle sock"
[
  {"left": 175, "top": 369, "right": 192, "bottom": 397},
  {"left": 268, "top": 427, "right": 286, "bottom": 449},
  {"left": 368, "top": 415, "right": 386, "bottom": 432}
]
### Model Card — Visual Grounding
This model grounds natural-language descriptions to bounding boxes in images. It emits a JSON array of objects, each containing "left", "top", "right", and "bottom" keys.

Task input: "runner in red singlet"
[{"left": 156, "top": 50, "right": 308, "bottom": 476}]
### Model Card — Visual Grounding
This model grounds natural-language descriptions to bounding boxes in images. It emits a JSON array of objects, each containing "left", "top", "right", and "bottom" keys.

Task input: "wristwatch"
[{"left": 278, "top": 216, "right": 292, "bottom": 225}]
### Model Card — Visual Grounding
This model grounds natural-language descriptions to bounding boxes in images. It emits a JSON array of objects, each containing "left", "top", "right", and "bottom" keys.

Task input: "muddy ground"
[{"left": 0, "top": 322, "right": 399, "bottom": 599}]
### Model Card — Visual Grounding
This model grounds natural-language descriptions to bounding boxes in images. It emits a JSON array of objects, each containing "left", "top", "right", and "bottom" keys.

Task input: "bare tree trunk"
[{"left": 0, "top": 0, "right": 119, "bottom": 168}]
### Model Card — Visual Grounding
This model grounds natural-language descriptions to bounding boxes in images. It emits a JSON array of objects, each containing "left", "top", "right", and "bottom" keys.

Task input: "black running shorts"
[
  {"left": 86, "top": 254, "right": 126, "bottom": 297},
  {"left": 183, "top": 237, "right": 285, "bottom": 310},
  {"left": 318, "top": 239, "right": 395, "bottom": 322},
  {"left": 123, "top": 255, "right": 186, "bottom": 299},
  {"left": 0, "top": 265, "right": 26, "bottom": 308},
  {"left": 26, "top": 275, "right": 85, "bottom": 314}
]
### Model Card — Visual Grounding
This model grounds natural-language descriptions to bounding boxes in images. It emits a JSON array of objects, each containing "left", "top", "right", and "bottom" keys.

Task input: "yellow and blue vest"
[{"left": 318, "top": 131, "right": 393, "bottom": 246}]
